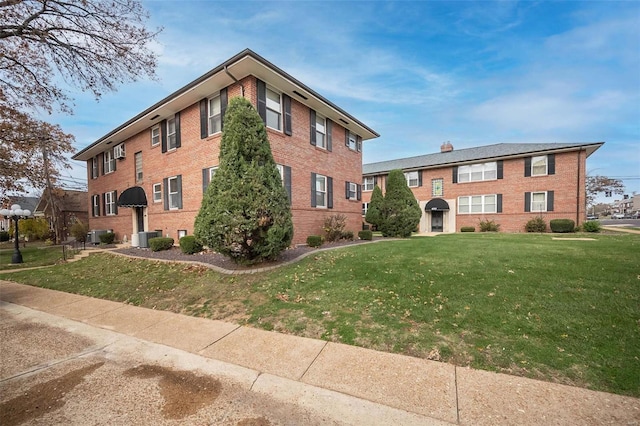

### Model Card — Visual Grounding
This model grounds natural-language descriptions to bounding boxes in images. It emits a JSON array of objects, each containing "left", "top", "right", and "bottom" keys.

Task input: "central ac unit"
[{"left": 114, "top": 143, "right": 125, "bottom": 159}]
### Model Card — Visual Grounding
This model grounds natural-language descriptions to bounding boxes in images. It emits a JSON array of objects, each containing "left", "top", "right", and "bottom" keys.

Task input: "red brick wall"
[
  {"left": 85, "top": 76, "right": 363, "bottom": 245},
  {"left": 362, "top": 149, "right": 588, "bottom": 233}
]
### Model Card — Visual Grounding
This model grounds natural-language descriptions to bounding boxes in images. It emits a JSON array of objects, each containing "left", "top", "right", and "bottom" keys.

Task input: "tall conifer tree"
[{"left": 379, "top": 169, "right": 421, "bottom": 237}]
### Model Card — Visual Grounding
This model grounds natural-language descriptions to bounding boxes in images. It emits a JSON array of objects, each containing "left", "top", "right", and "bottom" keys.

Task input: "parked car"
[
  {"left": 586, "top": 215, "right": 598, "bottom": 220},
  {"left": 612, "top": 213, "right": 625, "bottom": 219}
]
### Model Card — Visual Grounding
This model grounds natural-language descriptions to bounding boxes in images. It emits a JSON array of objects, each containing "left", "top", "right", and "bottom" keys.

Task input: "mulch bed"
[{"left": 113, "top": 238, "right": 377, "bottom": 272}]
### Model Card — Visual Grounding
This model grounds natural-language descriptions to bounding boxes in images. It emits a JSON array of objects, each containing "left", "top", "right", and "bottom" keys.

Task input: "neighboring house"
[
  {"left": 34, "top": 189, "right": 88, "bottom": 241},
  {"left": 362, "top": 141, "right": 603, "bottom": 233},
  {"left": 72, "top": 49, "right": 378, "bottom": 246},
  {"left": 0, "top": 196, "right": 39, "bottom": 232}
]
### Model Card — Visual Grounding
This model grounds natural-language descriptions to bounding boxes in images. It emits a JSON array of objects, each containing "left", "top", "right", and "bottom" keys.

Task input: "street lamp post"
[{"left": 1, "top": 204, "right": 32, "bottom": 264}]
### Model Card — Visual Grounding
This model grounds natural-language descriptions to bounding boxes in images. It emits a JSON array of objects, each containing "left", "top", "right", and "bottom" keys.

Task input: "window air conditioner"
[{"left": 114, "top": 143, "right": 125, "bottom": 159}]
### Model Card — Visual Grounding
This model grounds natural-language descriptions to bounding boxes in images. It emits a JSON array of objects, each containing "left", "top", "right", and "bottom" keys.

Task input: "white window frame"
[
  {"left": 266, "top": 87, "right": 282, "bottom": 131},
  {"left": 458, "top": 162, "right": 497, "bottom": 183},
  {"left": 209, "top": 166, "right": 218, "bottom": 181},
  {"left": 348, "top": 182, "right": 357, "bottom": 200},
  {"left": 151, "top": 125, "right": 160, "bottom": 146},
  {"left": 531, "top": 156, "right": 548, "bottom": 176},
  {"left": 458, "top": 194, "right": 497, "bottom": 214},
  {"left": 405, "top": 171, "right": 419, "bottom": 188},
  {"left": 363, "top": 177, "right": 375, "bottom": 192},
  {"left": 315, "top": 114, "right": 327, "bottom": 149},
  {"left": 104, "top": 149, "right": 115, "bottom": 174},
  {"left": 135, "top": 152, "right": 143, "bottom": 183},
  {"left": 362, "top": 202, "right": 369, "bottom": 216},
  {"left": 177, "top": 229, "right": 187, "bottom": 240},
  {"left": 105, "top": 191, "right": 116, "bottom": 216},
  {"left": 315, "top": 174, "right": 327, "bottom": 208},
  {"left": 347, "top": 131, "right": 357, "bottom": 151},
  {"left": 91, "top": 157, "right": 98, "bottom": 179},
  {"left": 276, "top": 164, "right": 284, "bottom": 183},
  {"left": 92, "top": 194, "right": 100, "bottom": 216},
  {"left": 167, "top": 117, "right": 177, "bottom": 150},
  {"left": 531, "top": 191, "right": 547, "bottom": 212},
  {"left": 168, "top": 176, "right": 180, "bottom": 210},
  {"left": 153, "top": 183, "right": 162, "bottom": 203},
  {"left": 208, "top": 95, "right": 222, "bottom": 135}
]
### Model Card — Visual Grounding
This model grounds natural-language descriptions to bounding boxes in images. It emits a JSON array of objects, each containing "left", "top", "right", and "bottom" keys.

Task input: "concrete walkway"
[{"left": 0, "top": 280, "right": 637, "bottom": 425}]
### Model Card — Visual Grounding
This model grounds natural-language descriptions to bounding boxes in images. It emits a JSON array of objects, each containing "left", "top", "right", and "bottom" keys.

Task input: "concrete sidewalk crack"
[
  {"left": 249, "top": 372, "right": 262, "bottom": 391},
  {"left": 298, "top": 340, "right": 328, "bottom": 381}
]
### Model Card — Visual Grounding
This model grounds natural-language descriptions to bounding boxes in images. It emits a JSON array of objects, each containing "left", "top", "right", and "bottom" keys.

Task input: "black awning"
[
  {"left": 425, "top": 198, "right": 450, "bottom": 211},
  {"left": 118, "top": 186, "right": 147, "bottom": 207}
]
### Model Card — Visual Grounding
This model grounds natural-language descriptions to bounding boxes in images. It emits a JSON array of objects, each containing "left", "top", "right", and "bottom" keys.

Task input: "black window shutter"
[
  {"left": 497, "top": 194, "right": 502, "bottom": 213},
  {"left": 524, "top": 192, "right": 531, "bottom": 212},
  {"left": 284, "top": 166, "right": 292, "bottom": 205},
  {"left": 345, "top": 181, "right": 350, "bottom": 199},
  {"left": 374, "top": 176, "right": 378, "bottom": 185},
  {"left": 199, "top": 99, "right": 208, "bottom": 139},
  {"left": 309, "top": 109, "right": 316, "bottom": 146},
  {"left": 113, "top": 191, "right": 118, "bottom": 215},
  {"left": 163, "top": 178, "right": 169, "bottom": 211},
  {"left": 548, "top": 154, "right": 555, "bottom": 175},
  {"left": 175, "top": 112, "right": 181, "bottom": 149},
  {"left": 418, "top": 171, "right": 423, "bottom": 187},
  {"left": 327, "top": 177, "right": 333, "bottom": 209},
  {"left": 91, "top": 195, "right": 95, "bottom": 217},
  {"left": 257, "top": 79, "right": 266, "bottom": 123},
  {"left": 100, "top": 153, "right": 104, "bottom": 175},
  {"left": 283, "top": 94, "right": 292, "bottom": 136},
  {"left": 310, "top": 173, "right": 317, "bottom": 207},
  {"left": 177, "top": 175, "right": 183, "bottom": 209},
  {"left": 202, "top": 168, "right": 210, "bottom": 194},
  {"left": 452, "top": 167, "right": 458, "bottom": 183},
  {"left": 220, "top": 87, "right": 228, "bottom": 130},
  {"left": 524, "top": 157, "right": 531, "bottom": 177},
  {"left": 102, "top": 193, "right": 106, "bottom": 216},
  {"left": 497, "top": 160, "right": 504, "bottom": 179},
  {"left": 345, "top": 128, "right": 349, "bottom": 147},
  {"left": 357, "top": 184, "right": 362, "bottom": 201},
  {"left": 161, "top": 119, "right": 167, "bottom": 153},
  {"left": 113, "top": 152, "right": 117, "bottom": 172},
  {"left": 356, "top": 135, "right": 362, "bottom": 152},
  {"left": 326, "top": 119, "right": 332, "bottom": 152},
  {"left": 547, "top": 190, "right": 554, "bottom": 212}
]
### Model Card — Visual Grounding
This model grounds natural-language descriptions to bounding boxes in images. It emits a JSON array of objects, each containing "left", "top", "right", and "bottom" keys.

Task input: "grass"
[
  {"left": 3, "top": 233, "right": 639, "bottom": 397},
  {"left": 0, "top": 242, "right": 78, "bottom": 270}
]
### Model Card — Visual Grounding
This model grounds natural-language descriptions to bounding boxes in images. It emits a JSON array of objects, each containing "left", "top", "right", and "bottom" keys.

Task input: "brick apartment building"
[
  {"left": 362, "top": 142, "right": 603, "bottom": 233},
  {"left": 72, "top": 49, "right": 379, "bottom": 245}
]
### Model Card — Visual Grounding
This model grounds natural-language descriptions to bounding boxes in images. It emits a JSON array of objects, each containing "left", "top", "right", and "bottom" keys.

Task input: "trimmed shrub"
[
  {"left": 525, "top": 217, "right": 547, "bottom": 233},
  {"left": 70, "top": 221, "right": 89, "bottom": 243},
  {"left": 323, "top": 214, "right": 347, "bottom": 242},
  {"left": 358, "top": 230, "right": 373, "bottom": 240},
  {"left": 478, "top": 219, "right": 500, "bottom": 232},
  {"left": 379, "top": 169, "right": 421, "bottom": 238},
  {"left": 550, "top": 219, "right": 575, "bottom": 233},
  {"left": 341, "top": 230, "right": 354, "bottom": 241},
  {"left": 99, "top": 232, "right": 116, "bottom": 244},
  {"left": 582, "top": 220, "right": 601, "bottom": 233},
  {"left": 0, "top": 231, "right": 9, "bottom": 242},
  {"left": 179, "top": 235, "right": 203, "bottom": 254},
  {"left": 149, "top": 237, "right": 174, "bottom": 252},
  {"left": 460, "top": 226, "right": 475, "bottom": 233},
  {"left": 306, "top": 235, "right": 323, "bottom": 248}
]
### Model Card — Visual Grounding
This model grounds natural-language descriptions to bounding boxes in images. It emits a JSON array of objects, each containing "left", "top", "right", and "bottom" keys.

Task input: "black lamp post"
[{"left": 1, "top": 204, "right": 32, "bottom": 264}]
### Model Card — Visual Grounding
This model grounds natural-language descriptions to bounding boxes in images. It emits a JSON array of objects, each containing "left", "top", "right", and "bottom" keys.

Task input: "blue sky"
[{"left": 54, "top": 0, "right": 640, "bottom": 198}]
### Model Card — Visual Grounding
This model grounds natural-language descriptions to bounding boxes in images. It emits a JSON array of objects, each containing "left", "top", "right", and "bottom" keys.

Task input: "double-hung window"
[
  {"left": 315, "top": 175, "right": 327, "bottom": 207},
  {"left": 103, "top": 149, "right": 115, "bottom": 174},
  {"left": 346, "top": 182, "right": 358, "bottom": 200},
  {"left": 531, "top": 192, "right": 546, "bottom": 212},
  {"left": 458, "top": 162, "right": 497, "bottom": 183},
  {"left": 151, "top": 125, "right": 160, "bottom": 146},
  {"left": 92, "top": 195, "right": 100, "bottom": 216},
  {"left": 153, "top": 183, "right": 162, "bottom": 203},
  {"left": 346, "top": 131, "right": 357, "bottom": 151},
  {"left": 168, "top": 176, "right": 180, "bottom": 209},
  {"left": 105, "top": 191, "right": 116, "bottom": 215},
  {"left": 531, "top": 156, "right": 547, "bottom": 176},
  {"left": 167, "top": 117, "right": 177, "bottom": 150},
  {"left": 362, "top": 202, "right": 369, "bottom": 216},
  {"left": 458, "top": 194, "right": 498, "bottom": 214},
  {"left": 135, "top": 152, "right": 143, "bottom": 183},
  {"left": 266, "top": 88, "right": 282, "bottom": 131},
  {"left": 405, "top": 171, "right": 419, "bottom": 187},
  {"left": 363, "top": 177, "right": 375, "bottom": 191},
  {"left": 208, "top": 95, "right": 222, "bottom": 134},
  {"left": 315, "top": 115, "right": 326, "bottom": 149}
]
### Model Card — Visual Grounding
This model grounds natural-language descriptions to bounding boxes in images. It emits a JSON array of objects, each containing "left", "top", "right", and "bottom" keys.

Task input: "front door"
[
  {"left": 135, "top": 207, "right": 144, "bottom": 233},
  {"left": 431, "top": 211, "right": 443, "bottom": 232}
]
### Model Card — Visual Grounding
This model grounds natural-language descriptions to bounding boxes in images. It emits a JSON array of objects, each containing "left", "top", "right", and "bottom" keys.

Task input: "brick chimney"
[{"left": 440, "top": 141, "right": 454, "bottom": 153}]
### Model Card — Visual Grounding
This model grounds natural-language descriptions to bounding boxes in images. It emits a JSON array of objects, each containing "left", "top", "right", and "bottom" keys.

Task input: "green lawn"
[
  {"left": 0, "top": 242, "right": 78, "bottom": 270},
  {"left": 3, "top": 233, "right": 639, "bottom": 397}
]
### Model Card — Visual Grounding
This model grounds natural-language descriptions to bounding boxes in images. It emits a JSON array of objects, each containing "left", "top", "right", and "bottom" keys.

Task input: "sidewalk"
[{"left": 1, "top": 280, "right": 637, "bottom": 425}]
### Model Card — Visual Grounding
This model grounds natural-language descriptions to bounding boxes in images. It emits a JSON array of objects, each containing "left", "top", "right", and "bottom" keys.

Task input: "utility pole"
[{"left": 41, "top": 137, "right": 59, "bottom": 244}]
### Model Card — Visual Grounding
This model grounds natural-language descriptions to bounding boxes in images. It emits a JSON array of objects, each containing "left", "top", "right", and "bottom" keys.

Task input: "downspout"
[
  {"left": 576, "top": 149, "right": 582, "bottom": 226},
  {"left": 224, "top": 65, "right": 244, "bottom": 97}
]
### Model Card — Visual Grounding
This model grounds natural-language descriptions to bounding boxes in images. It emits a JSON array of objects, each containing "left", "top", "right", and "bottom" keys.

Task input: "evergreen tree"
[
  {"left": 365, "top": 185, "right": 384, "bottom": 230},
  {"left": 194, "top": 97, "right": 293, "bottom": 264},
  {"left": 379, "top": 169, "right": 421, "bottom": 237}
]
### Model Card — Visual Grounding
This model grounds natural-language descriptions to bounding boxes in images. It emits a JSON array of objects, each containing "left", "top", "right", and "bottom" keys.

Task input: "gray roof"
[
  {"left": 6, "top": 196, "right": 39, "bottom": 213},
  {"left": 363, "top": 142, "right": 604, "bottom": 175}
]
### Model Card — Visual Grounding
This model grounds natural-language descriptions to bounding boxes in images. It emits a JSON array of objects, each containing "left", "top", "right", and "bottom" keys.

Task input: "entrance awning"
[
  {"left": 118, "top": 186, "right": 147, "bottom": 207},
  {"left": 425, "top": 198, "right": 449, "bottom": 211}
]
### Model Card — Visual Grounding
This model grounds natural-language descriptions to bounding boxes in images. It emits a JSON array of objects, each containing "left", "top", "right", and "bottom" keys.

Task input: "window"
[
  {"left": 405, "top": 171, "right": 419, "bottom": 187},
  {"left": 362, "top": 202, "right": 369, "bottom": 216},
  {"left": 266, "top": 87, "right": 281, "bottom": 130},
  {"left": 178, "top": 229, "right": 187, "bottom": 239},
  {"left": 432, "top": 178, "right": 443, "bottom": 197},
  {"left": 208, "top": 95, "right": 222, "bottom": 134},
  {"left": 168, "top": 176, "right": 180, "bottom": 209},
  {"left": 531, "top": 191, "right": 546, "bottom": 212},
  {"left": 315, "top": 115, "right": 326, "bottom": 149},
  {"left": 167, "top": 117, "right": 177, "bottom": 150},
  {"left": 531, "top": 156, "right": 547, "bottom": 176},
  {"left": 135, "top": 152, "right": 143, "bottom": 183},
  {"left": 458, "top": 194, "right": 498, "bottom": 214},
  {"left": 363, "top": 177, "right": 375, "bottom": 192},
  {"left": 276, "top": 164, "right": 284, "bottom": 182},
  {"left": 346, "top": 182, "right": 358, "bottom": 200},
  {"left": 153, "top": 183, "right": 162, "bottom": 203},
  {"left": 91, "top": 157, "right": 99, "bottom": 179},
  {"left": 458, "top": 162, "right": 497, "bottom": 183},
  {"left": 104, "top": 149, "right": 115, "bottom": 174},
  {"left": 202, "top": 166, "right": 218, "bottom": 193},
  {"left": 346, "top": 131, "right": 357, "bottom": 151},
  {"left": 105, "top": 191, "right": 116, "bottom": 216},
  {"left": 151, "top": 125, "right": 160, "bottom": 146},
  {"left": 315, "top": 174, "right": 327, "bottom": 208},
  {"left": 92, "top": 195, "right": 100, "bottom": 216}
]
